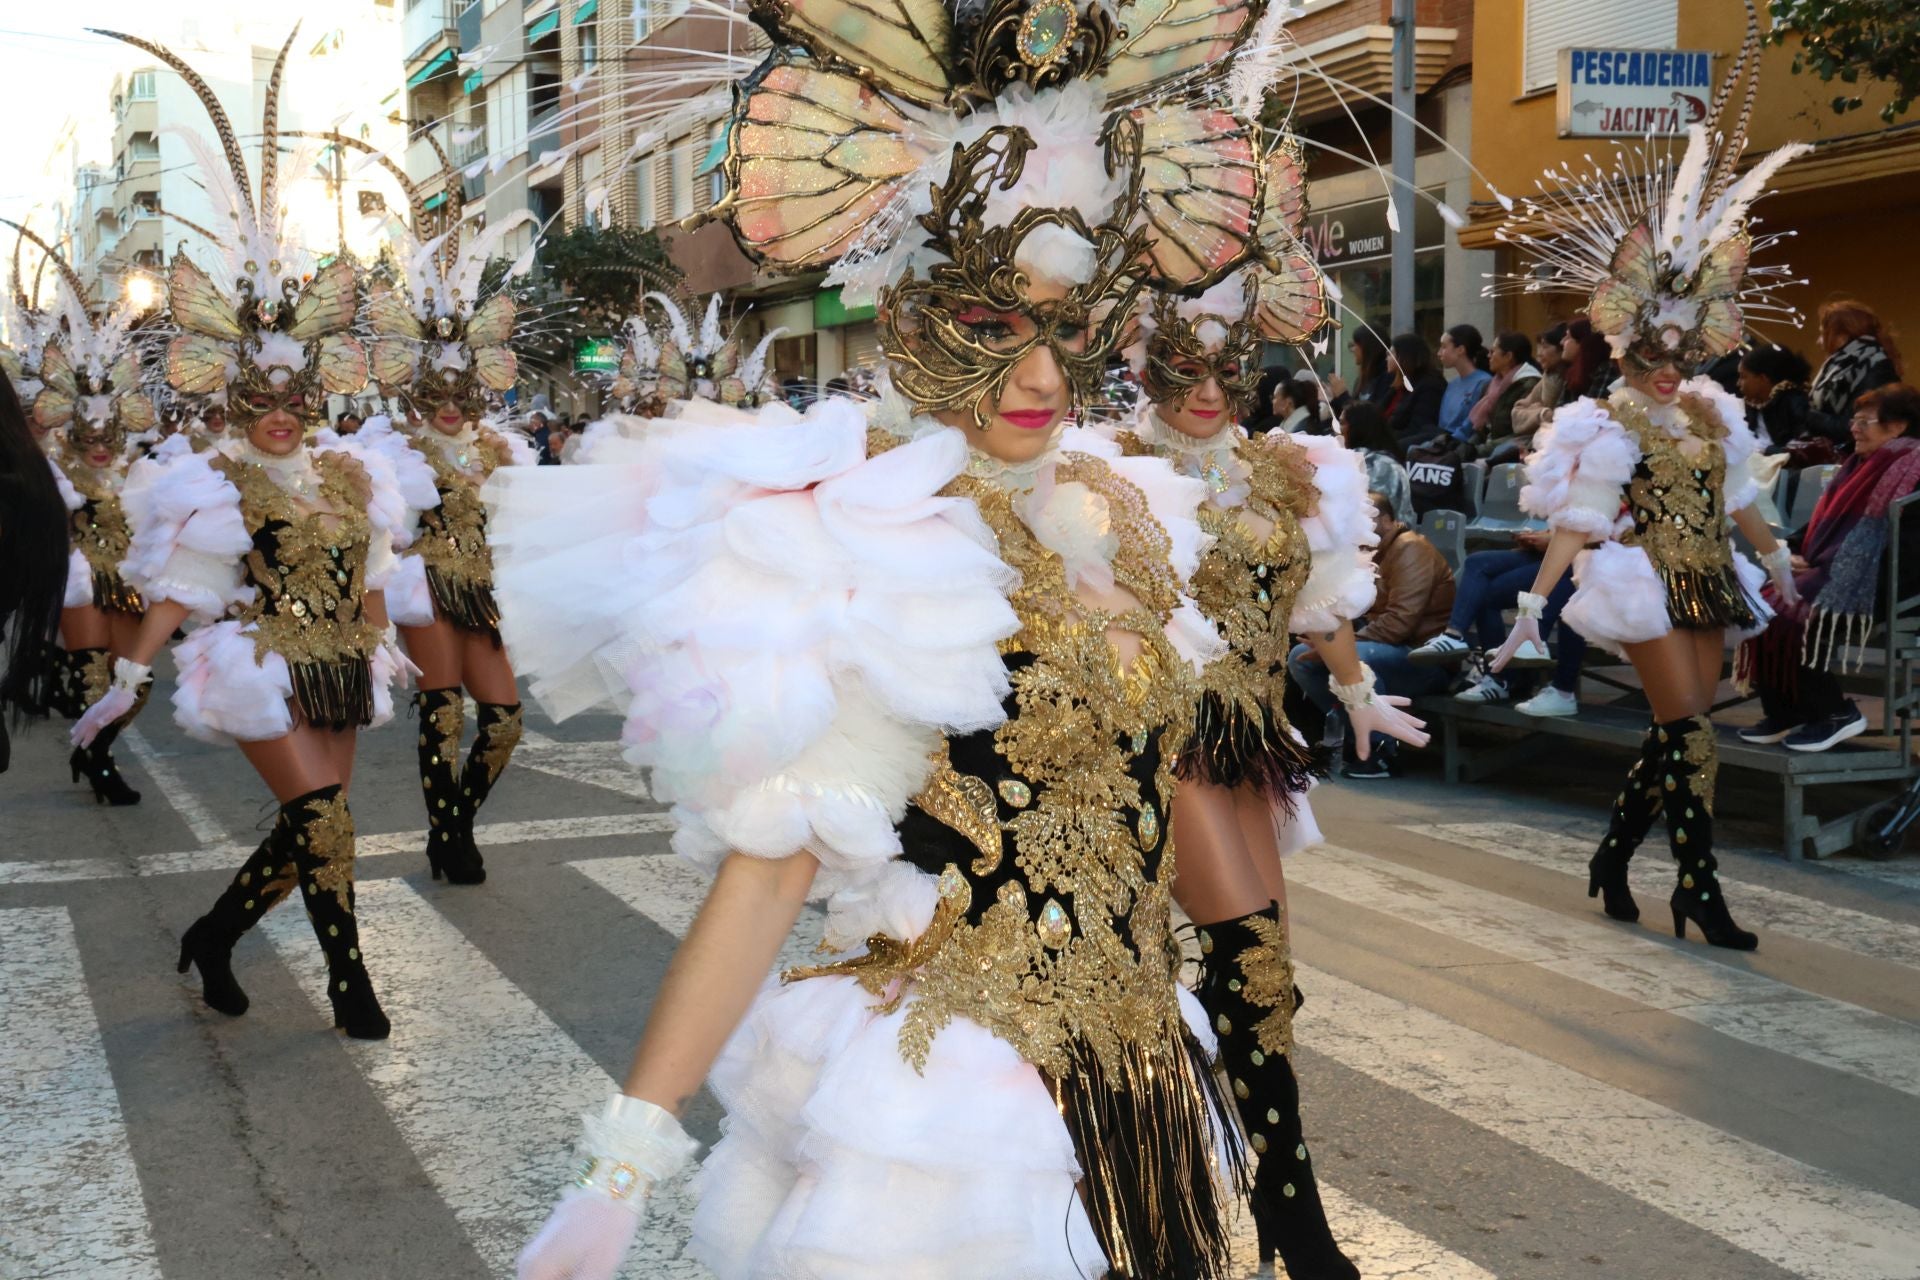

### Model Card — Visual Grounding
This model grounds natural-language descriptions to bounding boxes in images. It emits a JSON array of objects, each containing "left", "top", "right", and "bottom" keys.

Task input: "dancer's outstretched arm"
[{"left": 1490, "top": 527, "right": 1587, "bottom": 673}]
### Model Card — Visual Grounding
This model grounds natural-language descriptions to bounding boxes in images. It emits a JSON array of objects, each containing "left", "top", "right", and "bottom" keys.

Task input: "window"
[
  {"left": 634, "top": 152, "right": 656, "bottom": 228},
  {"left": 703, "top": 118, "right": 727, "bottom": 209},
  {"left": 1523, "top": 0, "right": 1677, "bottom": 95},
  {"left": 129, "top": 132, "right": 160, "bottom": 162},
  {"left": 130, "top": 71, "right": 156, "bottom": 100},
  {"left": 485, "top": 67, "right": 529, "bottom": 157},
  {"left": 652, "top": 148, "right": 674, "bottom": 225},
  {"left": 633, "top": 0, "right": 650, "bottom": 42},
  {"left": 579, "top": 23, "right": 597, "bottom": 68}
]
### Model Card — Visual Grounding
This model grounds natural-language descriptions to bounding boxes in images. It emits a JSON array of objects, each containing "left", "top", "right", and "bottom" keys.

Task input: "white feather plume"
[{"left": 647, "top": 291, "right": 695, "bottom": 353}]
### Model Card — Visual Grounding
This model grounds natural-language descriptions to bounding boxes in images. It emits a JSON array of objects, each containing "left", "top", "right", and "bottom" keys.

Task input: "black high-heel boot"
[
  {"left": 415, "top": 688, "right": 483, "bottom": 884},
  {"left": 454, "top": 699, "right": 523, "bottom": 874},
  {"left": 1659, "top": 715, "right": 1758, "bottom": 952},
  {"left": 1194, "top": 904, "right": 1358, "bottom": 1280},
  {"left": 68, "top": 658, "right": 149, "bottom": 806},
  {"left": 286, "top": 786, "right": 390, "bottom": 1039},
  {"left": 176, "top": 829, "right": 301, "bottom": 1017},
  {"left": 1587, "top": 725, "right": 1664, "bottom": 923}
]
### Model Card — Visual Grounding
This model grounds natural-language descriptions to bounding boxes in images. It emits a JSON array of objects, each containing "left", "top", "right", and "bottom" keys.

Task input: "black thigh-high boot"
[
  {"left": 1587, "top": 724, "right": 1666, "bottom": 922},
  {"left": 415, "top": 688, "right": 483, "bottom": 884},
  {"left": 286, "top": 785, "right": 390, "bottom": 1039},
  {"left": 1194, "top": 903, "right": 1357, "bottom": 1280},
  {"left": 454, "top": 700, "right": 523, "bottom": 877},
  {"left": 177, "top": 822, "right": 303, "bottom": 1016},
  {"left": 66, "top": 647, "right": 143, "bottom": 805},
  {"left": 1663, "top": 715, "right": 1758, "bottom": 951}
]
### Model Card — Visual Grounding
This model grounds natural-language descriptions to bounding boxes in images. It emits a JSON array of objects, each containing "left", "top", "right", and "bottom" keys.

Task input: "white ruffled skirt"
[
  {"left": 170, "top": 620, "right": 405, "bottom": 744},
  {"left": 385, "top": 552, "right": 437, "bottom": 630},
  {"left": 1563, "top": 542, "right": 1772, "bottom": 656},
  {"left": 64, "top": 549, "right": 92, "bottom": 609},
  {"left": 691, "top": 972, "right": 1224, "bottom": 1280}
]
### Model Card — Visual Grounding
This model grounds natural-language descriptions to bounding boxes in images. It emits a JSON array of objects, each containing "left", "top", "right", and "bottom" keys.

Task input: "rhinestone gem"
[
  {"left": 997, "top": 778, "right": 1032, "bottom": 808},
  {"left": 1682, "top": 874, "right": 1695, "bottom": 888},
  {"left": 1018, "top": 0, "right": 1075, "bottom": 64},
  {"left": 937, "top": 864, "right": 967, "bottom": 901},
  {"left": 607, "top": 1164, "right": 638, "bottom": 1197},
  {"left": 1250, "top": 1050, "right": 1265, "bottom": 1065},
  {"left": 1216, "top": 1013, "right": 1233, "bottom": 1035},
  {"left": 1251, "top": 1134, "right": 1269, "bottom": 1154},
  {"left": 1297, "top": 1144, "right": 1308, "bottom": 1160},
  {"left": 1267, "top": 1108, "right": 1281, "bottom": 1124},
  {"left": 1037, "top": 899, "right": 1072, "bottom": 949},
  {"left": 1233, "top": 1079, "right": 1250, "bottom": 1100},
  {"left": 1228, "top": 978, "right": 1242, "bottom": 992},
  {"left": 1130, "top": 730, "right": 1148, "bottom": 754},
  {"left": 1283, "top": 1181, "right": 1296, "bottom": 1197},
  {"left": 1137, "top": 803, "right": 1160, "bottom": 847}
]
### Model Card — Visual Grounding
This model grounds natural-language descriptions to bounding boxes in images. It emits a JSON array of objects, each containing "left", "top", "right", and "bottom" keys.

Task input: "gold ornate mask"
[
  {"left": 366, "top": 287, "right": 519, "bottom": 422},
  {"left": 879, "top": 126, "right": 1151, "bottom": 429},
  {"left": 1141, "top": 286, "right": 1263, "bottom": 414},
  {"left": 32, "top": 340, "right": 156, "bottom": 452}
]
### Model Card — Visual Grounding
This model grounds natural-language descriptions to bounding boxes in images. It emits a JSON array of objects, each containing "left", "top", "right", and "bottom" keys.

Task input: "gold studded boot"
[
  {"left": 1663, "top": 715, "right": 1758, "bottom": 951},
  {"left": 415, "top": 688, "right": 482, "bottom": 884},
  {"left": 1588, "top": 724, "right": 1665, "bottom": 923},
  {"left": 287, "top": 785, "right": 390, "bottom": 1039},
  {"left": 452, "top": 699, "right": 523, "bottom": 877},
  {"left": 1194, "top": 903, "right": 1357, "bottom": 1279},
  {"left": 176, "top": 825, "right": 302, "bottom": 1017}
]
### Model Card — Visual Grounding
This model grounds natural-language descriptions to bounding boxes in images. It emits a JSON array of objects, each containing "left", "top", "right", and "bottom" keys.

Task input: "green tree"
[
  {"left": 1768, "top": 0, "right": 1920, "bottom": 123},
  {"left": 534, "top": 222, "right": 684, "bottom": 334}
]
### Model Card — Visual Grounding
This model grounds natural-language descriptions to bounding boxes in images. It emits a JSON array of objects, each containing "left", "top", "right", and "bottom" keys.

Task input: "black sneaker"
[
  {"left": 1342, "top": 745, "right": 1399, "bottom": 779},
  {"left": 1738, "top": 715, "right": 1802, "bottom": 745},
  {"left": 1784, "top": 705, "right": 1868, "bottom": 753}
]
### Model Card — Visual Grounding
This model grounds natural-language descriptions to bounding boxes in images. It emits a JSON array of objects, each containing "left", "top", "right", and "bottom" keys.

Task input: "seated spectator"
[
  {"left": 1274, "top": 376, "right": 1326, "bottom": 435},
  {"left": 1436, "top": 325, "right": 1493, "bottom": 445},
  {"left": 1407, "top": 529, "right": 1587, "bottom": 714},
  {"left": 1808, "top": 299, "right": 1902, "bottom": 441},
  {"left": 1326, "top": 328, "right": 1395, "bottom": 418},
  {"left": 1740, "top": 385, "right": 1920, "bottom": 751},
  {"left": 1244, "top": 367, "right": 1289, "bottom": 433},
  {"left": 1560, "top": 317, "right": 1617, "bottom": 403},
  {"left": 1384, "top": 332, "right": 1446, "bottom": 448},
  {"left": 539, "top": 423, "right": 571, "bottom": 465},
  {"left": 1341, "top": 400, "right": 1415, "bottom": 526},
  {"left": 1506, "top": 323, "right": 1568, "bottom": 449},
  {"left": 1739, "top": 344, "right": 1840, "bottom": 463},
  {"left": 1471, "top": 332, "right": 1542, "bottom": 459},
  {"left": 1289, "top": 493, "right": 1455, "bottom": 778}
]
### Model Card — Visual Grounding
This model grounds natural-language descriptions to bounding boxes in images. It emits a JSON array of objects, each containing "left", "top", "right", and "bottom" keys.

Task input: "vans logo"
[{"left": 1409, "top": 462, "right": 1457, "bottom": 485}]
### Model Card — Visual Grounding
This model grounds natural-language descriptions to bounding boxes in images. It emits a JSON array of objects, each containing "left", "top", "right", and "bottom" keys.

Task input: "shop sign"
[
  {"left": 1556, "top": 47, "right": 1715, "bottom": 138},
  {"left": 574, "top": 337, "right": 619, "bottom": 374},
  {"left": 1298, "top": 191, "right": 1445, "bottom": 268}
]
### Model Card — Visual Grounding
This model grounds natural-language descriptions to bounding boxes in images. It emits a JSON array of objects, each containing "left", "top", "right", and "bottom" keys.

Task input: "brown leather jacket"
[{"left": 1355, "top": 524, "right": 1455, "bottom": 648}]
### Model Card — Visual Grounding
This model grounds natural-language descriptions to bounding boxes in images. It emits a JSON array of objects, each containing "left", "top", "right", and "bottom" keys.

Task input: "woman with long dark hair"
[
  {"left": 1385, "top": 332, "right": 1446, "bottom": 446},
  {"left": 0, "top": 368, "right": 67, "bottom": 773},
  {"left": 1560, "top": 317, "right": 1616, "bottom": 403},
  {"left": 1327, "top": 326, "right": 1392, "bottom": 418}
]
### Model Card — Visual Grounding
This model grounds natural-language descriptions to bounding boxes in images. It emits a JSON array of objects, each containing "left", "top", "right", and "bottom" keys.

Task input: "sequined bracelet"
[
  {"left": 1329, "top": 663, "right": 1378, "bottom": 711},
  {"left": 568, "top": 1095, "right": 700, "bottom": 1214},
  {"left": 1515, "top": 591, "right": 1548, "bottom": 620}
]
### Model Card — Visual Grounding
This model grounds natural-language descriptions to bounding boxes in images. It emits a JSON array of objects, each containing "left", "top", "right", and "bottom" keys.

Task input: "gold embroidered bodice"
[
  {"left": 56, "top": 446, "right": 144, "bottom": 613},
  {"left": 411, "top": 432, "right": 506, "bottom": 631},
  {"left": 1609, "top": 398, "right": 1754, "bottom": 630},
  {"left": 792, "top": 437, "right": 1199, "bottom": 1083},
  {"left": 214, "top": 452, "right": 382, "bottom": 666}
]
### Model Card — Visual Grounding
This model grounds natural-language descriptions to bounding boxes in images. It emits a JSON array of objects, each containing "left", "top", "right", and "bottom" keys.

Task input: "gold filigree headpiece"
[{"left": 1141, "top": 278, "right": 1263, "bottom": 414}]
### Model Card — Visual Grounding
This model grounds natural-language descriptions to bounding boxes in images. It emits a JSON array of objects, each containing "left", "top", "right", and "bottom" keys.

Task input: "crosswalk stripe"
[
  {"left": 576, "top": 854, "right": 1493, "bottom": 1280},
  {"left": 0, "top": 907, "right": 163, "bottom": 1280},
  {"left": 257, "top": 879, "right": 621, "bottom": 1279},
  {"left": 122, "top": 726, "right": 231, "bottom": 847},
  {"left": 1294, "top": 844, "right": 1920, "bottom": 1098},
  {"left": 1296, "top": 960, "right": 1920, "bottom": 1280},
  {"left": 0, "top": 813, "right": 675, "bottom": 886},
  {"left": 1409, "top": 821, "right": 1920, "bottom": 970},
  {"left": 519, "top": 729, "right": 653, "bottom": 802}
]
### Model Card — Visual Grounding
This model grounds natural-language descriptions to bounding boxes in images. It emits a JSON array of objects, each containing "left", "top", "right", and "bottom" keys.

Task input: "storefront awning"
[
  {"left": 528, "top": 10, "right": 561, "bottom": 40},
  {"left": 573, "top": 0, "right": 599, "bottom": 23},
  {"left": 407, "top": 48, "right": 455, "bottom": 88},
  {"left": 423, "top": 191, "right": 448, "bottom": 211},
  {"left": 464, "top": 69, "right": 484, "bottom": 95}
]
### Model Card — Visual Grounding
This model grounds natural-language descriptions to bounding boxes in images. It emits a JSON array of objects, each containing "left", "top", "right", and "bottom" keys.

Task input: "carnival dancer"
[
  {"left": 357, "top": 201, "right": 536, "bottom": 886},
  {"left": 72, "top": 27, "right": 414, "bottom": 1038},
  {"left": 1117, "top": 259, "right": 1424, "bottom": 1275},
  {"left": 1488, "top": 7, "right": 1804, "bottom": 950},
  {"left": 495, "top": 1, "right": 1300, "bottom": 1274}
]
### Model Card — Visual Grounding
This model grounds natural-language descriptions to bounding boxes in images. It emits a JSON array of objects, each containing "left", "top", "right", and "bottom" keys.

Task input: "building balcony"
[
  {"left": 1280, "top": 24, "right": 1459, "bottom": 122},
  {"left": 406, "top": 132, "right": 455, "bottom": 185},
  {"left": 457, "top": 0, "right": 483, "bottom": 52},
  {"left": 405, "top": 0, "right": 461, "bottom": 63}
]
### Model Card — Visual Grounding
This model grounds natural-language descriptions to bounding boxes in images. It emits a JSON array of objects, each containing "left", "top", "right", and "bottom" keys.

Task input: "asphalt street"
[{"left": 3, "top": 659, "right": 1919, "bottom": 1280}]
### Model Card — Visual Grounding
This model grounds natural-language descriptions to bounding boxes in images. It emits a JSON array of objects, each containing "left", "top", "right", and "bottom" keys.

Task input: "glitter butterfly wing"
[
  {"left": 657, "top": 341, "right": 689, "bottom": 402},
  {"left": 368, "top": 339, "right": 418, "bottom": 390},
  {"left": 289, "top": 258, "right": 360, "bottom": 342},
  {"left": 472, "top": 345, "right": 518, "bottom": 392},
  {"left": 166, "top": 334, "right": 233, "bottom": 395},
  {"left": 29, "top": 344, "right": 74, "bottom": 430},
  {"left": 725, "top": 50, "right": 935, "bottom": 273},
  {"left": 466, "top": 294, "right": 517, "bottom": 349},
  {"left": 167, "top": 253, "right": 245, "bottom": 344},
  {"left": 718, "top": 375, "right": 750, "bottom": 406},
  {"left": 118, "top": 388, "right": 158, "bottom": 434},
  {"left": 748, "top": 0, "right": 954, "bottom": 106},
  {"left": 363, "top": 285, "right": 423, "bottom": 341},
  {"left": 1099, "top": 0, "right": 1261, "bottom": 105},
  {"left": 1588, "top": 217, "right": 1661, "bottom": 342},
  {"left": 314, "top": 333, "right": 369, "bottom": 396},
  {"left": 1131, "top": 103, "right": 1263, "bottom": 289},
  {"left": 1253, "top": 139, "right": 1331, "bottom": 344}
]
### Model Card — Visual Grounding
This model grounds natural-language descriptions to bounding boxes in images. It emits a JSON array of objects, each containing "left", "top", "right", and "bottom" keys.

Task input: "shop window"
[{"left": 1523, "top": 0, "right": 1677, "bottom": 95}]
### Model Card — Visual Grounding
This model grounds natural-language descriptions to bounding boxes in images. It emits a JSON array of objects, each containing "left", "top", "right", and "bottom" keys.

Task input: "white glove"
[
  {"left": 1759, "top": 545, "right": 1800, "bottom": 607},
  {"left": 517, "top": 1095, "right": 699, "bottom": 1280},
  {"left": 71, "top": 659, "right": 152, "bottom": 747},
  {"left": 1489, "top": 616, "right": 1544, "bottom": 674},
  {"left": 378, "top": 636, "right": 423, "bottom": 686},
  {"left": 1329, "top": 663, "right": 1430, "bottom": 759},
  {"left": 517, "top": 1188, "right": 641, "bottom": 1280}
]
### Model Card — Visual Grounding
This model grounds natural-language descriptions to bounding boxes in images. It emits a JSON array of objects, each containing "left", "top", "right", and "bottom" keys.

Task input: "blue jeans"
[
  {"left": 1288, "top": 641, "right": 1453, "bottom": 757},
  {"left": 1447, "top": 548, "right": 1586, "bottom": 693}
]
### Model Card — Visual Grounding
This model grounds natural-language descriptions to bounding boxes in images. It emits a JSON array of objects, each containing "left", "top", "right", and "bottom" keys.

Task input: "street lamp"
[{"left": 124, "top": 271, "right": 158, "bottom": 313}]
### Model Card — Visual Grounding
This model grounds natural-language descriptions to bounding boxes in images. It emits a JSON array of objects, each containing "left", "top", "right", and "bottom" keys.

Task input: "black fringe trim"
[
  {"left": 290, "top": 659, "right": 375, "bottom": 732},
  {"left": 90, "top": 570, "right": 146, "bottom": 616},
  {"left": 1051, "top": 1031, "right": 1245, "bottom": 1280},
  {"left": 1175, "top": 689, "right": 1327, "bottom": 812},
  {"left": 1660, "top": 565, "right": 1757, "bottom": 633},
  {"left": 425, "top": 566, "right": 503, "bottom": 639}
]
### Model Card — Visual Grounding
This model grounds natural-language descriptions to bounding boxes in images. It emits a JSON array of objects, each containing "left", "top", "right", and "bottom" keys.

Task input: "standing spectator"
[
  {"left": 1436, "top": 324, "right": 1494, "bottom": 445},
  {"left": 1384, "top": 332, "right": 1446, "bottom": 447},
  {"left": 1560, "top": 317, "right": 1616, "bottom": 403},
  {"left": 1326, "top": 327, "right": 1394, "bottom": 417},
  {"left": 539, "top": 422, "right": 570, "bottom": 465},
  {"left": 1739, "top": 345, "right": 1838, "bottom": 460},
  {"left": 1807, "top": 299, "right": 1902, "bottom": 440},
  {"left": 528, "top": 409, "right": 552, "bottom": 459},
  {"left": 1341, "top": 401, "right": 1415, "bottom": 526},
  {"left": 1407, "top": 529, "right": 1586, "bottom": 714},
  {"left": 1740, "top": 385, "right": 1920, "bottom": 751},
  {"left": 1289, "top": 493, "right": 1455, "bottom": 778},
  {"left": 1471, "top": 332, "right": 1543, "bottom": 459},
  {"left": 1273, "top": 376, "right": 1326, "bottom": 435},
  {"left": 1506, "top": 323, "right": 1568, "bottom": 448}
]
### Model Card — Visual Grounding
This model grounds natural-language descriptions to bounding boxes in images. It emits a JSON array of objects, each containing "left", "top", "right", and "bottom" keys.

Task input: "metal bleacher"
[{"left": 1408, "top": 477, "right": 1920, "bottom": 860}]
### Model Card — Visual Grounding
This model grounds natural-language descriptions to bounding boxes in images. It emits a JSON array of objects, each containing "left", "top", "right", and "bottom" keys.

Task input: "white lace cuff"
[
  {"left": 1329, "top": 663, "right": 1378, "bottom": 711},
  {"left": 111, "top": 658, "right": 154, "bottom": 693},
  {"left": 569, "top": 1095, "right": 700, "bottom": 1214},
  {"left": 1515, "top": 591, "right": 1548, "bottom": 620}
]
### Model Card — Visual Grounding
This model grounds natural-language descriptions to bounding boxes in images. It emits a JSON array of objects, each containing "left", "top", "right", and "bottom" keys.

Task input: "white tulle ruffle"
[
  {"left": 168, "top": 619, "right": 404, "bottom": 744},
  {"left": 49, "top": 458, "right": 83, "bottom": 512},
  {"left": 1520, "top": 398, "right": 1634, "bottom": 538},
  {"left": 1561, "top": 542, "right": 1671, "bottom": 654},
  {"left": 336, "top": 418, "right": 441, "bottom": 546},
  {"left": 1289, "top": 431, "right": 1378, "bottom": 633},
  {"left": 385, "top": 553, "right": 435, "bottom": 629},
  {"left": 63, "top": 550, "right": 91, "bottom": 609},
  {"left": 119, "top": 447, "right": 253, "bottom": 621}
]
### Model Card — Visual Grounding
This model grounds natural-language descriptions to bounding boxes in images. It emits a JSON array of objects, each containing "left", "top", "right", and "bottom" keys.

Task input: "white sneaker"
[
  {"left": 1505, "top": 638, "right": 1555, "bottom": 668},
  {"left": 1454, "top": 674, "right": 1509, "bottom": 704},
  {"left": 1516, "top": 686, "right": 1578, "bottom": 717},
  {"left": 1409, "top": 633, "right": 1473, "bottom": 667}
]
